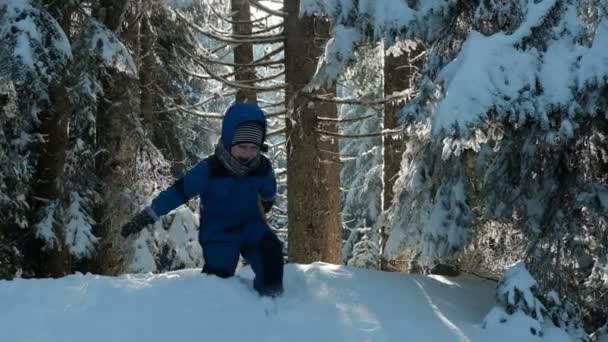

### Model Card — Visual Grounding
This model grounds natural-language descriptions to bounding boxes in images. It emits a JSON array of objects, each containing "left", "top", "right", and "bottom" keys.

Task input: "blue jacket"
[{"left": 149, "top": 103, "right": 276, "bottom": 243}]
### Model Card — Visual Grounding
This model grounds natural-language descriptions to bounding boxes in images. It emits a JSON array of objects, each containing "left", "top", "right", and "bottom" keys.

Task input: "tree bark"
[
  {"left": 231, "top": 0, "right": 257, "bottom": 103},
  {"left": 91, "top": 0, "right": 136, "bottom": 275},
  {"left": 285, "top": 1, "right": 341, "bottom": 264}
]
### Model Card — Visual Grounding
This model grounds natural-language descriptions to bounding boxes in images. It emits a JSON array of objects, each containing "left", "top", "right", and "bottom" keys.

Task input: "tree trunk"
[
  {"left": 28, "top": 2, "right": 76, "bottom": 278},
  {"left": 31, "top": 82, "right": 71, "bottom": 277},
  {"left": 91, "top": 1, "right": 136, "bottom": 275},
  {"left": 231, "top": 0, "right": 257, "bottom": 103},
  {"left": 140, "top": 15, "right": 155, "bottom": 132},
  {"left": 285, "top": 1, "right": 341, "bottom": 264},
  {"left": 380, "top": 40, "right": 425, "bottom": 271}
]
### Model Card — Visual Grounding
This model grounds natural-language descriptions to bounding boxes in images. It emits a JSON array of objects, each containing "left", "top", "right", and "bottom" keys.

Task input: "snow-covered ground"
[{"left": 0, "top": 263, "right": 583, "bottom": 341}]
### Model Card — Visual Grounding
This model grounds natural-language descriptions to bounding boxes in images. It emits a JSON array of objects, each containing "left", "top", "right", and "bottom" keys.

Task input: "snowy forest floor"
[{"left": 0, "top": 263, "right": 586, "bottom": 341}]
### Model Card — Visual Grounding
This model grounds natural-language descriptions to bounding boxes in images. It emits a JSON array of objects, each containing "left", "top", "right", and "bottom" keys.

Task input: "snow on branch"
[
  {"left": 83, "top": 18, "right": 137, "bottom": 75},
  {"left": 411, "top": 0, "right": 608, "bottom": 138},
  {"left": 0, "top": 1, "right": 72, "bottom": 84},
  {"left": 302, "top": 0, "right": 608, "bottom": 140},
  {"left": 496, "top": 262, "right": 546, "bottom": 319},
  {"left": 429, "top": 0, "right": 559, "bottom": 136},
  {"left": 301, "top": 0, "right": 456, "bottom": 90},
  {"left": 64, "top": 192, "right": 98, "bottom": 259}
]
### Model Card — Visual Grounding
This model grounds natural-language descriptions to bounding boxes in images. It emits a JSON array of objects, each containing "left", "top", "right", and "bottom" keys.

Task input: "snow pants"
[{"left": 201, "top": 221, "right": 284, "bottom": 297}]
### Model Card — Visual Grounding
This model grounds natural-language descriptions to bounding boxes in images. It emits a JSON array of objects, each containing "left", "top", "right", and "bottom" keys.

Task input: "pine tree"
[
  {"left": 304, "top": 0, "right": 608, "bottom": 330},
  {"left": 285, "top": 0, "right": 341, "bottom": 264}
]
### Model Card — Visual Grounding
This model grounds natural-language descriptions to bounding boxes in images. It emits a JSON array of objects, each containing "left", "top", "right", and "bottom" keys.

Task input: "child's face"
[{"left": 230, "top": 143, "right": 260, "bottom": 164}]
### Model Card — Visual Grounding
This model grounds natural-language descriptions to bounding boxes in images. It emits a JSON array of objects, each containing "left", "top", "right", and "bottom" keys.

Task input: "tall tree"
[
  {"left": 380, "top": 40, "right": 425, "bottom": 272},
  {"left": 91, "top": 0, "right": 139, "bottom": 275},
  {"left": 231, "top": 0, "right": 257, "bottom": 103},
  {"left": 338, "top": 45, "right": 384, "bottom": 268},
  {"left": 29, "top": 1, "right": 78, "bottom": 277},
  {"left": 305, "top": 0, "right": 608, "bottom": 332},
  {"left": 0, "top": 1, "right": 74, "bottom": 277},
  {"left": 284, "top": 1, "right": 341, "bottom": 264}
]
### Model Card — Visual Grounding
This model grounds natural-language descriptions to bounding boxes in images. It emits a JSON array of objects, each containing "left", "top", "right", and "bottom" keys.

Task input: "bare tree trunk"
[
  {"left": 285, "top": 1, "right": 341, "bottom": 264},
  {"left": 231, "top": 0, "right": 257, "bottom": 103},
  {"left": 380, "top": 41, "right": 425, "bottom": 272},
  {"left": 91, "top": 0, "right": 136, "bottom": 275}
]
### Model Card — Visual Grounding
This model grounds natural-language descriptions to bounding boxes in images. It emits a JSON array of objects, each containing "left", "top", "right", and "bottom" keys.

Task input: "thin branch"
[
  {"left": 249, "top": 21, "right": 284, "bottom": 35},
  {"left": 154, "top": 91, "right": 236, "bottom": 114},
  {"left": 247, "top": 0, "right": 287, "bottom": 17},
  {"left": 252, "top": 70, "right": 285, "bottom": 83},
  {"left": 317, "top": 113, "right": 378, "bottom": 123},
  {"left": 305, "top": 90, "right": 415, "bottom": 106},
  {"left": 180, "top": 65, "right": 235, "bottom": 80},
  {"left": 184, "top": 64, "right": 287, "bottom": 92},
  {"left": 180, "top": 48, "right": 286, "bottom": 87},
  {"left": 210, "top": 5, "right": 272, "bottom": 25},
  {"left": 267, "top": 140, "right": 287, "bottom": 149},
  {"left": 194, "top": 51, "right": 285, "bottom": 68},
  {"left": 252, "top": 45, "right": 284, "bottom": 64},
  {"left": 176, "top": 10, "right": 284, "bottom": 44},
  {"left": 258, "top": 98, "right": 285, "bottom": 107},
  {"left": 265, "top": 109, "right": 286, "bottom": 117},
  {"left": 209, "top": 43, "right": 230, "bottom": 55},
  {"left": 316, "top": 128, "right": 403, "bottom": 138},
  {"left": 267, "top": 127, "right": 286, "bottom": 137},
  {"left": 209, "top": 21, "right": 284, "bottom": 38},
  {"left": 181, "top": 44, "right": 284, "bottom": 69},
  {"left": 161, "top": 102, "right": 225, "bottom": 119}
]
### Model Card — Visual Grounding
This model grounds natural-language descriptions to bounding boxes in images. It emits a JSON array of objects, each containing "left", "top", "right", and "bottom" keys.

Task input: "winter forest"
[{"left": 1, "top": 0, "right": 608, "bottom": 339}]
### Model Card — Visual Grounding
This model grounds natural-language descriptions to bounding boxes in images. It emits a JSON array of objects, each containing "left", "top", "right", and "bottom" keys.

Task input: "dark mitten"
[{"left": 121, "top": 208, "right": 156, "bottom": 237}]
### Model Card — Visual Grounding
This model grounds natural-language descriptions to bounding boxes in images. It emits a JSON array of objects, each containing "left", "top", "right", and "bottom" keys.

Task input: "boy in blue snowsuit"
[{"left": 121, "top": 103, "right": 283, "bottom": 297}]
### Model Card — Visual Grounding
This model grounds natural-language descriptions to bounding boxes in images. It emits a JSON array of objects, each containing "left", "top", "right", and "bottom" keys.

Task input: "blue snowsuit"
[{"left": 148, "top": 103, "right": 283, "bottom": 296}]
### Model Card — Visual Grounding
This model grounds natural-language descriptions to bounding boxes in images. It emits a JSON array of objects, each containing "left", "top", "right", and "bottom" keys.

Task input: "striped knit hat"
[{"left": 232, "top": 121, "right": 264, "bottom": 147}]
